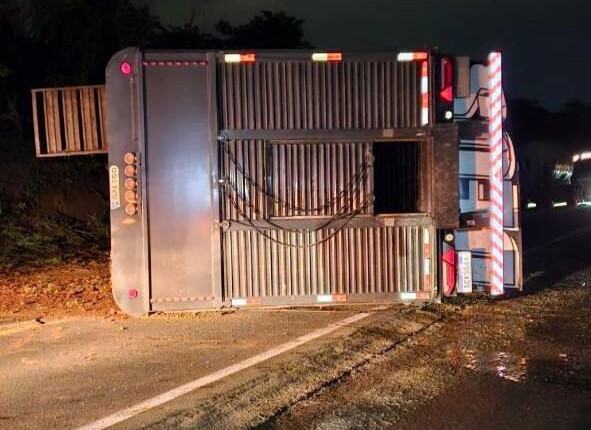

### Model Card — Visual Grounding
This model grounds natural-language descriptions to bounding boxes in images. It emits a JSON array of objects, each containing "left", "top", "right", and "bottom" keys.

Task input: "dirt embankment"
[{"left": 0, "top": 255, "right": 115, "bottom": 320}]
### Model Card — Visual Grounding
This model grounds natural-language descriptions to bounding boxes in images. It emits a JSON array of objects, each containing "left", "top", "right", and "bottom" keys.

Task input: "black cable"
[{"left": 221, "top": 140, "right": 371, "bottom": 214}]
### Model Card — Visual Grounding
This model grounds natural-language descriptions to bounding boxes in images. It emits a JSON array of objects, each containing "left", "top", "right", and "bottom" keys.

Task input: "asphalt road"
[{"left": 0, "top": 207, "right": 589, "bottom": 429}]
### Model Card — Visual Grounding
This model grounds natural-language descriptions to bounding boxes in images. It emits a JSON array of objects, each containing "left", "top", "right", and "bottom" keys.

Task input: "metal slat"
[{"left": 219, "top": 56, "right": 429, "bottom": 303}]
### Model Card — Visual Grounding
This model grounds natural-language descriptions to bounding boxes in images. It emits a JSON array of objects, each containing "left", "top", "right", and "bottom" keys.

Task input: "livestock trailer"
[{"left": 31, "top": 48, "right": 522, "bottom": 315}]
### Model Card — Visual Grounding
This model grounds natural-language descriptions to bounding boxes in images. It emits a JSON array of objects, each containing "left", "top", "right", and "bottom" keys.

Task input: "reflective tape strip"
[
  {"left": 420, "top": 61, "right": 429, "bottom": 125},
  {"left": 150, "top": 296, "right": 216, "bottom": 303},
  {"left": 416, "top": 292, "right": 431, "bottom": 300},
  {"left": 400, "top": 292, "right": 416, "bottom": 300},
  {"left": 312, "top": 52, "right": 342, "bottom": 62},
  {"left": 142, "top": 60, "right": 207, "bottom": 67},
  {"left": 488, "top": 52, "right": 504, "bottom": 296},
  {"left": 231, "top": 297, "right": 262, "bottom": 306},
  {"left": 397, "top": 52, "right": 428, "bottom": 62},
  {"left": 224, "top": 53, "right": 255, "bottom": 63},
  {"left": 231, "top": 298, "right": 247, "bottom": 306},
  {"left": 423, "top": 227, "right": 431, "bottom": 288}
]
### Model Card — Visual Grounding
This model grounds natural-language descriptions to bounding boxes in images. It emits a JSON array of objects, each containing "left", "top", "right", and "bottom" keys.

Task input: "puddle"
[{"left": 446, "top": 346, "right": 584, "bottom": 385}]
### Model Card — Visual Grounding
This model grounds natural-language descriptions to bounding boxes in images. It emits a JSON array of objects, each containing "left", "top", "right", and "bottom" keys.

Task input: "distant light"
[
  {"left": 527, "top": 202, "right": 537, "bottom": 209},
  {"left": 312, "top": 52, "right": 342, "bottom": 62},
  {"left": 552, "top": 201, "right": 568, "bottom": 208},
  {"left": 120, "top": 61, "right": 132, "bottom": 76},
  {"left": 224, "top": 53, "right": 256, "bottom": 63},
  {"left": 573, "top": 154, "right": 580, "bottom": 162},
  {"left": 397, "top": 52, "right": 428, "bottom": 62}
]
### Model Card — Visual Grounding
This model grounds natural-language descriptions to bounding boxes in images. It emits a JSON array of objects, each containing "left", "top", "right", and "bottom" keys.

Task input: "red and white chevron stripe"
[{"left": 488, "top": 52, "right": 504, "bottom": 296}]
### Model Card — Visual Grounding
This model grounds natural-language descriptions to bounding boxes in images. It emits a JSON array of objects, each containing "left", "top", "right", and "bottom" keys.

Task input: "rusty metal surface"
[
  {"left": 218, "top": 59, "right": 422, "bottom": 130},
  {"left": 31, "top": 85, "right": 108, "bottom": 157}
]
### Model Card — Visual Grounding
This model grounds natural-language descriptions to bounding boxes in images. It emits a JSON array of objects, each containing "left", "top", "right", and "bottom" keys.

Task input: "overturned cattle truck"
[{"left": 31, "top": 48, "right": 522, "bottom": 315}]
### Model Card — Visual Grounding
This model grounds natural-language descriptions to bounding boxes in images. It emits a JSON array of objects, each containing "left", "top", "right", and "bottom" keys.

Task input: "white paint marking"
[
  {"left": 74, "top": 312, "right": 371, "bottom": 430},
  {"left": 0, "top": 319, "right": 67, "bottom": 337}
]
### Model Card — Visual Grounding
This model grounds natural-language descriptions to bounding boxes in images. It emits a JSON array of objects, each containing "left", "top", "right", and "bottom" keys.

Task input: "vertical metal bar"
[{"left": 31, "top": 91, "right": 41, "bottom": 155}]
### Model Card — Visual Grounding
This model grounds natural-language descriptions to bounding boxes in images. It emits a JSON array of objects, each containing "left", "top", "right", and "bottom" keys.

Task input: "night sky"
[{"left": 144, "top": 0, "right": 590, "bottom": 109}]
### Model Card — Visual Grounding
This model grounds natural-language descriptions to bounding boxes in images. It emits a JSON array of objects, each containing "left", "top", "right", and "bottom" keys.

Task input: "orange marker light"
[
  {"left": 124, "top": 178, "right": 136, "bottom": 190},
  {"left": 125, "top": 203, "right": 137, "bottom": 216},
  {"left": 312, "top": 52, "right": 342, "bottom": 62},
  {"left": 124, "top": 152, "right": 136, "bottom": 164},
  {"left": 397, "top": 52, "right": 429, "bottom": 62},
  {"left": 124, "top": 165, "right": 136, "bottom": 177},
  {"left": 224, "top": 53, "right": 256, "bottom": 63},
  {"left": 124, "top": 190, "right": 137, "bottom": 203}
]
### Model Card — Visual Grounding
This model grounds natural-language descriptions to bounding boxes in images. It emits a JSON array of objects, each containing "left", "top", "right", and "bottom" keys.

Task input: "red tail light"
[{"left": 439, "top": 57, "right": 453, "bottom": 102}]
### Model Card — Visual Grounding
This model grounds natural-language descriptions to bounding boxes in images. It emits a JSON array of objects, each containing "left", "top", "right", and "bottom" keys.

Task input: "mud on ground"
[{"left": 0, "top": 256, "right": 115, "bottom": 320}]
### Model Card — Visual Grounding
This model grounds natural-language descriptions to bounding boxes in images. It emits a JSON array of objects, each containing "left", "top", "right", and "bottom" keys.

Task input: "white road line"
[
  {"left": 74, "top": 312, "right": 371, "bottom": 430},
  {"left": 0, "top": 319, "right": 67, "bottom": 337}
]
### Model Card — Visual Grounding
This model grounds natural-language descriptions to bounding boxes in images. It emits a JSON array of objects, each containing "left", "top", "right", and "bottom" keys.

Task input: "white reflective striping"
[
  {"left": 421, "top": 76, "right": 428, "bottom": 93},
  {"left": 397, "top": 52, "right": 414, "bottom": 61},
  {"left": 421, "top": 107, "right": 429, "bottom": 126},
  {"left": 400, "top": 292, "right": 416, "bottom": 300},
  {"left": 423, "top": 259, "right": 431, "bottom": 275},
  {"left": 312, "top": 53, "right": 328, "bottom": 61},
  {"left": 224, "top": 54, "right": 241, "bottom": 63},
  {"left": 74, "top": 312, "right": 371, "bottom": 430},
  {"left": 231, "top": 298, "right": 247, "bottom": 306},
  {"left": 489, "top": 51, "right": 504, "bottom": 296},
  {"left": 317, "top": 294, "right": 332, "bottom": 303}
]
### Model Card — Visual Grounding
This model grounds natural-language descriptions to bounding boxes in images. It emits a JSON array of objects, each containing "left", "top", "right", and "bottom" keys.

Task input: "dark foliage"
[{"left": 0, "top": 1, "right": 310, "bottom": 268}]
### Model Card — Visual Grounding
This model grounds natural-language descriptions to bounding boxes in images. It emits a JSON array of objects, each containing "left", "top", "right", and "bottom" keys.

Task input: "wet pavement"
[{"left": 260, "top": 285, "right": 591, "bottom": 430}]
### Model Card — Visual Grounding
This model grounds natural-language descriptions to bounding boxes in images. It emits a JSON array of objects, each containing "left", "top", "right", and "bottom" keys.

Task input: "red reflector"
[
  {"left": 414, "top": 52, "right": 428, "bottom": 61},
  {"left": 440, "top": 56, "right": 454, "bottom": 102},
  {"left": 240, "top": 53, "right": 256, "bottom": 63},
  {"left": 120, "top": 61, "right": 132, "bottom": 76},
  {"left": 327, "top": 52, "right": 342, "bottom": 62},
  {"left": 440, "top": 86, "right": 453, "bottom": 102}
]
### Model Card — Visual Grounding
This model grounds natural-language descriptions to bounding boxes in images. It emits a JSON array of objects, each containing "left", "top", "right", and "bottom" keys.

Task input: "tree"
[{"left": 215, "top": 10, "right": 311, "bottom": 49}]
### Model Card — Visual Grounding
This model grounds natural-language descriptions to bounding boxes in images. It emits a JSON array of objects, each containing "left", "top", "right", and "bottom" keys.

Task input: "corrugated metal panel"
[
  {"left": 222, "top": 225, "right": 431, "bottom": 299},
  {"left": 31, "top": 85, "right": 108, "bottom": 157},
  {"left": 218, "top": 54, "right": 433, "bottom": 304},
  {"left": 221, "top": 140, "right": 373, "bottom": 220},
  {"left": 218, "top": 60, "right": 421, "bottom": 130}
]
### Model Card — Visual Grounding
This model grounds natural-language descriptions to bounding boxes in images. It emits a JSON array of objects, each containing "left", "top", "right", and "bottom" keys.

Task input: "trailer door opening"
[{"left": 373, "top": 141, "right": 420, "bottom": 214}]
